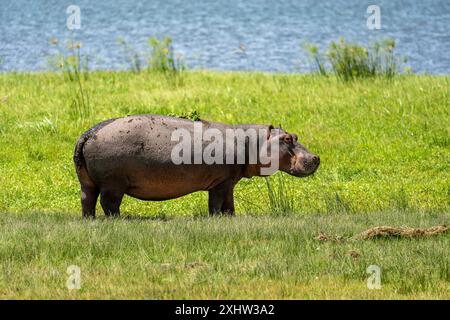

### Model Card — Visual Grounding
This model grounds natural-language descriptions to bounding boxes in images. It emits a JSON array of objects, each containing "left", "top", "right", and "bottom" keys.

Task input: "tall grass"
[
  {"left": 304, "top": 43, "right": 328, "bottom": 77},
  {"left": 148, "top": 36, "right": 186, "bottom": 86},
  {"left": 114, "top": 35, "right": 186, "bottom": 85},
  {"left": 305, "top": 38, "right": 406, "bottom": 81},
  {"left": 48, "top": 39, "right": 90, "bottom": 82},
  {"left": 117, "top": 37, "right": 142, "bottom": 73},
  {"left": 69, "top": 76, "right": 91, "bottom": 126},
  {"left": 264, "top": 174, "right": 296, "bottom": 215},
  {"left": 148, "top": 36, "right": 185, "bottom": 74},
  {"left": 48, "top": 39, "right": 92, "bottom": 125}
]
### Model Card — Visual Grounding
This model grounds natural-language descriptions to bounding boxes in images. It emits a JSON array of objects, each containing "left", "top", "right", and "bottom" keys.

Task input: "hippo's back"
[
  {"left": 75, "top": 115, "right": 236, "bottom": 200},
  {"left": 83, "top": 115, "right": 189, "bottom": 164}
]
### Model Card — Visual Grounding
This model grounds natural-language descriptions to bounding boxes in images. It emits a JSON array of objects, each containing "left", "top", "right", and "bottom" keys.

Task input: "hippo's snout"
[
  {"left": 304, "top": 155, "right": 320, "bottom": 172},
  {"left": 288, "top": 153, "right": 320, "bottom": 177}
]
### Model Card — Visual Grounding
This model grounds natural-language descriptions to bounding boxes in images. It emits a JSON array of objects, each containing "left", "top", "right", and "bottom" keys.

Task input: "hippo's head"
[{"left": 267, "top": 126, "right": 320, "bottom": 177}]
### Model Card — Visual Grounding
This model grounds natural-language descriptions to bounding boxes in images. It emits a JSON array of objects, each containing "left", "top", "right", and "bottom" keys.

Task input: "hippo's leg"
[
  {"left": 100, "top": 188, "right": 124, "bottom": 217},
  {"left": 81, "top": 185, "right": 99, "bottom": 218},
  {"left": 208, "top": 180, "right": 235, "bottom": 215},
  {"left": 220, "top": 190, "right": 235, "bottom": 215}
]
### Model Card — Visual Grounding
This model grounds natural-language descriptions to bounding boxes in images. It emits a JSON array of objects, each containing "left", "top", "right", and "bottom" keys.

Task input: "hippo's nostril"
[{"left": 312, "top": 156, "right": 320, "bottom": 166}]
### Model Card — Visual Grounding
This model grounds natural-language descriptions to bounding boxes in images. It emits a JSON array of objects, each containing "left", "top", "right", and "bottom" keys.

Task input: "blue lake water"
[{"left": 1, "top": 0, "right": 449, "bottom": 73}]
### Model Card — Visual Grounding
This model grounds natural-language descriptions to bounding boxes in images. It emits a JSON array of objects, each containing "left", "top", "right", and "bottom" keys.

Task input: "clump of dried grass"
[
  {"left": 354, "top": 225, "right": 448, "bottom": 240},
  {"left": 316, "top": 225, "right": 448, "bottom": 242},
  {"left": 315, "top": 233, "right": 346, "bottom": 242}
]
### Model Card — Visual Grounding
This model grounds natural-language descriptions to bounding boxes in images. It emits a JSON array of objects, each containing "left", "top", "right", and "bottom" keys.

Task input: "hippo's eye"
[{"left": 283, "top": 134, "right": 293, "bottom": 145}]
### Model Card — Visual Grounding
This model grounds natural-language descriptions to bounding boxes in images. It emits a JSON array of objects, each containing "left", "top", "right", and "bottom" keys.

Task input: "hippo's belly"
[
  {"left": 123, "top": 164, "right": 227, "bottom": 200},
  {"left": 85, "top": 154, "right": 231, "bottom": 200}
]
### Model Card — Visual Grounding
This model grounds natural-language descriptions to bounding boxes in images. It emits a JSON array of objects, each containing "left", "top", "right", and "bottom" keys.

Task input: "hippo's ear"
[
  {"left": 291, "top": 133, "right": 298, "bottom": 142},
  {"left": 267, "top": 125, "right": 274, "bottom": 139}
]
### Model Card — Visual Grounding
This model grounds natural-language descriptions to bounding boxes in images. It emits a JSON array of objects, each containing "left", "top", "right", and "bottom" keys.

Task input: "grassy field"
[
  {"left": 0, "top": 71, "right": 448, "bottom": 298},
  {"left": 0, "top": 211, "right": 448, "bottom": 299}
]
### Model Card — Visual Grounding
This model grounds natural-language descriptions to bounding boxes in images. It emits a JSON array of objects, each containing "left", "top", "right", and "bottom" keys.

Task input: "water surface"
[{"left": 1, "top": 0, "right": 449, "bottom": 73}]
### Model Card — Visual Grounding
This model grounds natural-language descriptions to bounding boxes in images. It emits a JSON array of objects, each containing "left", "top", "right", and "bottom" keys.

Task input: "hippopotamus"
[{"left": 73, "top": 114, "right": 320, "bottom": 217}]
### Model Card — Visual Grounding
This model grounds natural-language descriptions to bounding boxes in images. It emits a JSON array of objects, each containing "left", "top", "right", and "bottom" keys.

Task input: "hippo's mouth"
[
  {"left": 288, "top": 163, "right": 320, "bottom": 177},
  {"left": 288, "top": 170, "right": 315, "bottom": 178}
]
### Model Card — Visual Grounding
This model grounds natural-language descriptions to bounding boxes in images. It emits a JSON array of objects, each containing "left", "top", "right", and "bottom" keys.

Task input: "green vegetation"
[
  {"left": 0, "top": 211, "right": 448, "bottom": 299},
  {"left": 48, "top": 39, "right": 90, "bottom": 82},
  {"left": 48, "top": 39, "right": 92, "bottom": 126},
  {"left": 0, "top": 71, "right": 447, "bottom": 215},
  {"left": 305, "top": 38, "right": 406, "bottom": 81},
  {"left": 148, "top": 36, "right": 185, "bottom": 75},
  {"left": 265, "top": 175, "right": 296, "bottom": 215},
  {"left": 0, "top": 70, "right": 448, "bottom": 298},
  {"left": 167, "top": 110, "right": 201, "bottom": 121},
  {"left": 117, "top": 36, "right": 187, "bottom": 76},
  {"left": 117, "top": 37, "right": 143, "bottom": 74},
  {"left": 116, "top": 36, "right": 186, "bottom": 85}
]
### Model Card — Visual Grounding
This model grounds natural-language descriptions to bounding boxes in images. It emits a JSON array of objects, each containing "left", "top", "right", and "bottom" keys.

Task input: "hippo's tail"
[
  {"left": 73, "top": 133, "right": 89, "bottom": 172},
  {"left": 73, "top": 118, "right": 117, "bottom": 184},
  {"left": 73, "top": 129, "right": 95, "bottom": 187}
]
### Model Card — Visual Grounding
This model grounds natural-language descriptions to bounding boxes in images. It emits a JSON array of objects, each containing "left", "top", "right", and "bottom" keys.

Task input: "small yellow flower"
[{"left": 68, "top": 41, "right": 82, "bottom": 49}]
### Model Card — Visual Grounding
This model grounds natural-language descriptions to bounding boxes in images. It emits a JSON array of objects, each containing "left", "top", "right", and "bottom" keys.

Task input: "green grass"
[
  {"left": 0, "top": 71, "right": 448, "bottom": 298},
  {"left": 0, "top": 211, "right": 448, "bottom": 299},
  {"left": 305, "top": 38, "right": 404, "bottom": 80},
  {"left": 0, "top": 71, "right": 448, "bottom": 215}
]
